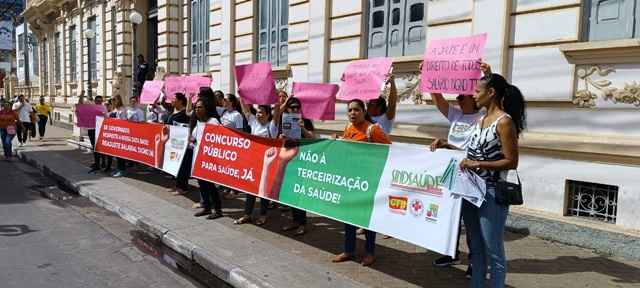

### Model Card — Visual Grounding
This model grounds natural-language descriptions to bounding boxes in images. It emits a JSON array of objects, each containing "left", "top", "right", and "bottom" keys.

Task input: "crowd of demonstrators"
[
  {"left": 234, "top": 92, "right": 280, "bottom": 226},
  {"left": 331, "top": 99, "right": 392, "bottom": 267},
  {"left": 277, "top": 96, "right": 315, "bottom": 236}
]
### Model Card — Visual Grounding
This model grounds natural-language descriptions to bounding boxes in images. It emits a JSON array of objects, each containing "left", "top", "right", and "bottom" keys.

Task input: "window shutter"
[
  {"left": 278, "top": 0, "right": 289, "bottom": 66},
  {"left": 387, "top": 0, "right": 405, "bottom": 57},
  {"left": 367, "top": 0, "right": 389, "bottom": 58},
  {"left": 258, "top": 0, "right": 269, "bottom": 63},
  {"left": 588, "top": 0, "right": 635, "bottom": 41},
  {"left": 403, "top": 0, "right": 425, "bottom": 56}
]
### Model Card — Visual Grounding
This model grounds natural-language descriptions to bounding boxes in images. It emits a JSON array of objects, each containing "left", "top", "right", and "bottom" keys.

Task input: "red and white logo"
[{"left": 409, "top": 199, "right": 424, "bottom": 218}]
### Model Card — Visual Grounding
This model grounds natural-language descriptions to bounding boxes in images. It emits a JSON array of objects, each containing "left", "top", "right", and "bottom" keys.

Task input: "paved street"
[
  {"left": 0, "top": 160, "right": 221, "bottom": 288},
  {"left": 8, "top": 123, "right": 640, "bottom": 288}
]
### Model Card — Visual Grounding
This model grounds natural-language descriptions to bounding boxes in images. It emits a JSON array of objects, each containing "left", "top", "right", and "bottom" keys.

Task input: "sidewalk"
[{"left": 10, "top": 124, "right": 640, "bottom": 288}]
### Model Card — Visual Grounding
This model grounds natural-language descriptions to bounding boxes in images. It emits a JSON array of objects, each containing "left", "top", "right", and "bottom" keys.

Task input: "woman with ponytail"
[{"left": 459, "top": 71, "right": 526, "bottom": 287}]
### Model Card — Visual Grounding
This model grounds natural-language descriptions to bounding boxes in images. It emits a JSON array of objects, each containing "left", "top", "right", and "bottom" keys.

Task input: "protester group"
[{"left": 1, "top": 34, "right": 527, "bottom": 288}]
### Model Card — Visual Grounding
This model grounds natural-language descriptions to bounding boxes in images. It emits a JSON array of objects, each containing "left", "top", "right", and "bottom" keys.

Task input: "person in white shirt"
[
  {"left": 220, "top": 93, "right": 244, "bottom": 130},
  {"left": 426, "top": 60, "right": 490, "bottom": 280},
  {"left": 12, "top": 94, "right": 36, "bottom": 146},
  {"left": 127, "top": 97, "right": 144, "bottom": 122},
  {"left": 367, "top": 73, "right": 397, "bottom": 136}
]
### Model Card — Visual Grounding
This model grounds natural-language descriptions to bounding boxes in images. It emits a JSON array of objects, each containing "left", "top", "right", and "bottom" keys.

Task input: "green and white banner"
[{"left": 192, "top": 125, "right": 479, "bottom": 256}]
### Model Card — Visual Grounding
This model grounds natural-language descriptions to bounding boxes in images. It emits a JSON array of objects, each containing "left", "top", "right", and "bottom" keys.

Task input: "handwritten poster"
[
  {"left": 338, "top": 57, "right": 393, "bottom": 101},
  {"left": 164, "top": 77, "right": 185, "bottom": 98},
  {"left": 233, "top": 62, "right": 278, "bottom": 104},
  {"left": 419, "top": 34, "right": 487, "bottom": 95},
  {"left": 185, "top": 76, "right": 212, "bottom": 101},
  {"left": 291, "top": 82, "right": 338, "bottom": 120},
  {"left": 139, "top": 81, "right": 165, "bottom": 104},
  {"left": 75, "top": 104, "right": 105, "bottom": 128}
]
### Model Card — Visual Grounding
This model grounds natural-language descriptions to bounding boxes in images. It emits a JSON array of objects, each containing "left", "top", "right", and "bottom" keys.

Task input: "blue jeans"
[
  {"left": 344, "top": 224, "right": 376, "bottom": 255},
  {"left": 462, "top": 184, "right": 509, "bottom": 288},
  {"left": 0, "top": 128, "right": 16, "bottom": 157}
]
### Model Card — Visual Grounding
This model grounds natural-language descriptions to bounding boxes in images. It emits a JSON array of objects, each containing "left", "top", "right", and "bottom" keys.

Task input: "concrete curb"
[{"left": 14, "top": 148, "right": 307, "bottom": 288}]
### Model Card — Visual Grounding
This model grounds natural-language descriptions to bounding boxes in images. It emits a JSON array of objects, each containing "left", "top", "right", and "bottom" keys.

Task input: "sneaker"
[
  {"left": 88, "top": 167, "right": 101, "bottom": 173},
  {"left": 433, "top": 256, "right": 460, "bottom": 267},
  {"left": 146, "top": 166, "right": 156, "bottom": 171},
  {"left": 113, "top": 171, "right": 127, "bottom": 178},
  {"left": 111, "top": 169, "right": 121, "bottom": 176},
  {"left": 18, "top": 142, "right": 24, "bottom": 147},
  {"left": 465, "top": 264, "right": 473, "bottom": 279}
]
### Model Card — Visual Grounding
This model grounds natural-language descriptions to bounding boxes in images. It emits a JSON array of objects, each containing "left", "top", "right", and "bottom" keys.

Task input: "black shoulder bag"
[{"left": 479, "top": 115, "right": 524, "bottom": 206}]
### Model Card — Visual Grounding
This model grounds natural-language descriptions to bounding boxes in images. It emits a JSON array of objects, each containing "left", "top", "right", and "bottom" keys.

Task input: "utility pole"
[{"left": 23, "top": 0, "right": 29, "bottom": 87}]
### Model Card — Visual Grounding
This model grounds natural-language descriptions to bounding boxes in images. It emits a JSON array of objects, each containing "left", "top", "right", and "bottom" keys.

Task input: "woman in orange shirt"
[
  {"left": 1, "top": 102, "right": 26, "bottom": 161},
  {"left": 331, "top": 99, "right": 391, "bottom": 266}
]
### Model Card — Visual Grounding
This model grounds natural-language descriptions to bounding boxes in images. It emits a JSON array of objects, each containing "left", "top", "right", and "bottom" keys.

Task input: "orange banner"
[{"left": 95, "top": 118, "right": 165, "bottom": 167}]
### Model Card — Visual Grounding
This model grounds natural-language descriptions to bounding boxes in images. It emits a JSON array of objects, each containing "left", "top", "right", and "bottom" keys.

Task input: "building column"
[
  {"left": 157, "top": 0, "right": 181, "bottom": 77},
  {"left": 220, "top": 0, "right": 235, "bottom": 93}
]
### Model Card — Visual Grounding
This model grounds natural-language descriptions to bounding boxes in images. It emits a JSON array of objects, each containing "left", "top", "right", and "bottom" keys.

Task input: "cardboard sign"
[
  {"left": 338, "top": 57, "right": 393, "bottom": 100},
  {"left": 75, "top": 104, "right": 105, "bottom": 128},
  {"left": 185, "top": 76, "right": 213, "bottom": 102},
  {"left": 419, "top": 34, "right": 487, "bottom": 95},
  {"left": 233, "top": 62, "right": 278, "bottom": 104},
  {"left": 164, "top": 77, "right": 185, "bottom": 97},
  {"left": 291, "top": 82, "right": 338, "bottom": 120},
  {"left": 139, "top": 81, "right": 165, "bottom": 104}
]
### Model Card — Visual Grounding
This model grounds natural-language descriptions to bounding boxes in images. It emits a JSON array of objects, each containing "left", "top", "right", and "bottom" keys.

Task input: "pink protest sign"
[
  {"left": 291, "top": 82, "right": 338, "bottom": 120},
  {"left": 185, "top": 76, "right": 212, "bottom": 102},
  {"left": 164, "top": 76, "right": 185, "bottom": 98},
  {"left": 419, "top": 34, "right": 487, "bottom": 95},
  {"left": 76, "top": 104, "right": 105, "bottom": 128},
  {"left": 139, "top": 80, "right": 165, "bottom": 104},
  {"left": 233, "top": 62, "right": 278, "bottom": 104},
  {"left": 337, "top": 57, "right": 393, "bottom": 100}
]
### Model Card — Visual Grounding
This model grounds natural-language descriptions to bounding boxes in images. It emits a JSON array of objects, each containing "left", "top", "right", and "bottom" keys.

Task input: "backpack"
[{"left": 346, "top": 123, "right": 375, "bottom": 143}]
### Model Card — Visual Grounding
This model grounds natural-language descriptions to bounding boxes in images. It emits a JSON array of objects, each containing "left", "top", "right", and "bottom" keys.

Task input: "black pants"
[
  {"left": 87, "top": 129, "right": 102, "bottom": 167},
  {"left": 175, "top": 148, "right": 194, "bottom": 190},
  {"left": 37, "top": 115, "right": 48, "bottom": 137},
  {"left": 197, "top": 179, "right": 222, "bottom": 213},
  {"left": 16, "top": 122, "right": 33, "bottom": 143},
  {"left": 244, "top": 194, "right": 269, "bottom": 216},
  {"left": 117, "top": 157, "right": 127, "bottom": 171}
]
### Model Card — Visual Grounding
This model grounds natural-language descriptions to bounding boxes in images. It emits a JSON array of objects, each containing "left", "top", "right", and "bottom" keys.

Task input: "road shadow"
[{"left": 0, "top": 225, "right": 38, "bottom": 237}]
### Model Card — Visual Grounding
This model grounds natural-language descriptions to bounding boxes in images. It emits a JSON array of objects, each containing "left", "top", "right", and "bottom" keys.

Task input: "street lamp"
[
  {"left": 129, "top": 12, "right": 142, "bottom": 98},
  {"left": 83, "top": 28, "right": 95, "bottom": 101}
]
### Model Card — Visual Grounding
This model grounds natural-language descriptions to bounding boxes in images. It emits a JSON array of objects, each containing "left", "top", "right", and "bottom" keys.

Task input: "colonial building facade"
[{"left": 22, "top": 0, "right": 640, "bottom": 230}]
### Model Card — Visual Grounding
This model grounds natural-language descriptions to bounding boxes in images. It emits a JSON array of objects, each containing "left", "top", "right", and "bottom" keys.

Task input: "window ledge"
[
  {"left": 559, "top": 39, "right": 640, "bottom": 64},
  {"left": 389, "top": 55, "right": 423, "bottom": 74},
  {"left": 272, "top": 65, "right": 291, "bottom": 79}
]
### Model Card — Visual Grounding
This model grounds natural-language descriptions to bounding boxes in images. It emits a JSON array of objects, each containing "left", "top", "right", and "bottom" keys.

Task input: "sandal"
[
  {"left": 206, "top": 212, "right": 223, "bottom": 220},
  {"left": 280, "top": 205, "right": 291, "bottom": 212},
  {"left": 356, "top": 227, "right": 365, "bottom": 235},
  {"left": 381, "top": 234, "right": 392, "bottom": 239},
  {"left": 293, "top": 226, "right": 308, "bottom": 236},
  {"left": 268, "top": 201, "right": 276, "bottom": 210},
  {"left": 224, "top": 191, "right": 239, "bottom": 199},
  {"left": 282, "top": 223, "right": 299, "bottom": 231},
  {"left": 172, "top": 189, "right": 188, "bottom": 196},
  {"left": 194, "top": 209, "right": 212, "bottom": 217},
  {"left": 192, "top": 202, "right": 204, "bottom": 209},
  {"left": 233, "top": 215, "right": 252, "bottom": 225},
  {"left": 255, "top": 216, "right": 267, "bottom": 226}
]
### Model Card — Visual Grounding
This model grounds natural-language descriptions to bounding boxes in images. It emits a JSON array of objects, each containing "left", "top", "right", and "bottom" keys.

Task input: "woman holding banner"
[
  {"left": 166, "top": 93, "right": 192, "bottom": 195},
  {"left": 234, "top": 99, "right": 280, "bottom": 226},
  {"left": 459, "top": 73, "right": 527, "bottom": 287},
  {"left": 218, "top": 93, "right": 245, "bottom": 198},
  {"left": 277, "top": 97, "right": 315, "bottom": 236},
  {"left": 112, "top": 95, "right": 130, "bottom": 178},
  {"left": 331, "top": 99, "right": 391, "bottom": 267},
  {"left": 191, "top": 97, "right": 225, "bottom": 219}
]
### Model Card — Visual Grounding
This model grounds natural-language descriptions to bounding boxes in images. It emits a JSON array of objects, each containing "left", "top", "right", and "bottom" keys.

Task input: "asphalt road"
[{"left": 0, "top": 160, "right": 212, "bottom": 288}]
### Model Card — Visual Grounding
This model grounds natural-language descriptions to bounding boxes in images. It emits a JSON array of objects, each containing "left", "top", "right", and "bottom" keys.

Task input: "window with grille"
[
  {"left": 566, "top": 180, "right": 618, "bottom": 223},
  {"left": 581, "top": 0, "right": 640, "bottom": 41},
  {"left": 257, "top": 0, "right": 288, "bottom": 67},
  {"left": 190, "top": 0, "right": 209, "bottom": 73},
  {"left": 366, "top": 0, "right": 426, "bottom": 58}
]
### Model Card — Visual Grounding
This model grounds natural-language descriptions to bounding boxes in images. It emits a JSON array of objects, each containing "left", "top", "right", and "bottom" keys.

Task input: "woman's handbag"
[{"left": 489, "top": 171, "right": 523, "bottom": 205}]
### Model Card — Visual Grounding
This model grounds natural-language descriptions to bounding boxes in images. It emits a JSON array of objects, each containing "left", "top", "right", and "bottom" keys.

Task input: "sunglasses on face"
[{"left": 288, "top": 105, "right": 301, "bottom": 110}]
